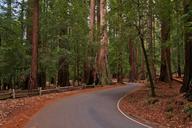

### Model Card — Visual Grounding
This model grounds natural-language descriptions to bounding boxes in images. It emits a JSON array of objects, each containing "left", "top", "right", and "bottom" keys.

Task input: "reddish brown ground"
[
  {"left": 0, "top": 84, "right": 123, "bottom": 128},
  {"left": 120, "top": 81, "right": 192, "bottom": 128}
]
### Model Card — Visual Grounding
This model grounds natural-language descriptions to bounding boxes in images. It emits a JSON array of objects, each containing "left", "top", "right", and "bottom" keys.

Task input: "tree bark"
[
  {"left": 140, "top": 35, "right": 156, "bottom": 97},
  {"left": 128, "top": 39, "right": 138, "bottom": 82},
  {"left": 159, "top": 0, "right": 172, "bottom": 83},
  {"left": 29, "top": 0, "right": 39, "bottom": 89},
  {"left": 84, "top": 0, "right": 96, "bottom": 84},
  {"left": 159, "top": 20, "right": 172, "bottom": 83},
  {"left": 96, "top": 0, "right": 111, "bottom": 85},
  {"left": 180, "top": 0, "right": 192, "bottom": 94},
  {"left": 117, "top": 0, "right": 123, "bottom": 83},
  {"left": 147, "top": 0, "right": 156, "bottom": 80}
]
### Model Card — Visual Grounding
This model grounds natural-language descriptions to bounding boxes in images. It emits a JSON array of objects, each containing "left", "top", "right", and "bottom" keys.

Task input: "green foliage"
[{"left": 0, "top": 0, "right": 187, "bottom": 89}]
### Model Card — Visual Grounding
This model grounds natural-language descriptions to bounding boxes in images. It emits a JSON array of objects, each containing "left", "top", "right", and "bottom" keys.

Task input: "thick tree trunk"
[
  {"left": 128, "top": 39, "right": 138, "bottom": 82},
  {"left": 84, "top": 0, "right": 96, "bottom": 84},
  {"left": 159, "top": 19, "right": 172, "bottom": 83},
  {"left": 96, "top": 0, "right": 111, "bottom": 85},
  {"left": 180, "top": 0, "right": 192, "bottom": 94},
  {"left": 29, "top": 0, "right": 39, "bottom": 89}
]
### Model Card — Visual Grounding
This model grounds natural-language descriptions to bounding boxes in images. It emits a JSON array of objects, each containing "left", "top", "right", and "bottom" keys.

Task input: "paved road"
[{"left": 25, "top": 84, "right": 149, "bottom": 128}]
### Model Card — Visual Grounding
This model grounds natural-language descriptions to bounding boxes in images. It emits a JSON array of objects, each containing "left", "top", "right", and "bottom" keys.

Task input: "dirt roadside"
[
  {"left": 120, "top": 81, "right": 192, "bottom": 128},
  {"left": 0, "top": 84, "right": 124, "bottom": 128}
]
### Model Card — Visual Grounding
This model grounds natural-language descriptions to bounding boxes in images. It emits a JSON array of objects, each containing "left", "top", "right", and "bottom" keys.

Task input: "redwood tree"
[
  {"left": 159, "top": 0, "right": 172, "bottom": 83},
  {"left": 84, "top": 0, "right": 96, "bottom": 84},
  {"left": 96, "top": 0, "right": 111, "bottom": 85},
  {"left": 180, "top": 0, "right": 192, "bottom": 95},
  {"left": 29, "top": 0, "right": 39, "bottom": 89},
  {"left": 128, "top": 39, "right": 138, "bottom": 82}
]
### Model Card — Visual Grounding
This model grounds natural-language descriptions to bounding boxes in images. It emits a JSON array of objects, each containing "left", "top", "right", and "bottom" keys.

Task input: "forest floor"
[
  {"left": 120, "top": 80, "right": 192, "bottom": 128},
  {"left": 0, "top": 83, "right": 124, "bottom": 128}
]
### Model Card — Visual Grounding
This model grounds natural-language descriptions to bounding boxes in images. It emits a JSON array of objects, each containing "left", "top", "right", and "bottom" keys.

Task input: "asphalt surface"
[{"left": 25, "top": 84, "right": 149, "bottom": 128}]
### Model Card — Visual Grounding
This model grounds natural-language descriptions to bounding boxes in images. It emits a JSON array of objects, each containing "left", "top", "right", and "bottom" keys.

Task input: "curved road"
[{"left": 25, "top": 84, "right": 150, "bottom": 128}]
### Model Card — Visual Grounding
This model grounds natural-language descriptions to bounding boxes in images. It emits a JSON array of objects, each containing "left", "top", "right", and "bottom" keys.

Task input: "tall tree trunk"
[
  {"left": 140, "top": 35, "right": 156, "bottom": 97},
  {"left": 29, "top": 0, "right": 39, "bottom": 89},
  {"left": 159, "top": 1, "right": 172, "bottom": 83},
  {"left": 84, "top": 0, "right": 96, "bottom": 84},
  {"left": 96, "top": 0, "right": 111, "bottom": 85},
  {"left": 117, "top": 0, "right": 123, "bottom": 83},
  {"left": 180, "top": 0, "right": 192, "bottom": 94},
  {"left": 136, "top": 0, "right": 155, "bottom": 96},
  {"left": 128, "top": 39, "right": 138, "bottom": 82},
  {"left": 175, "top": 2, "right": 182, "bottom": 78},
  {"left": 159, "top": 20, "right": 172, "bottom": 82},
  {"left": 147, "top": 0, "right": 156, "bottom": 80}
]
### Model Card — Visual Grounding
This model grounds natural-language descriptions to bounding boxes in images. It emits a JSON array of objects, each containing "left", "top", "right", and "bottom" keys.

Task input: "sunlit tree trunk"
[
  {"left": 96, "top": 0, "right": 111, "bottom": 85},
  {"left": 29, "top": 0, "right": 39, "bottom": 89}
]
